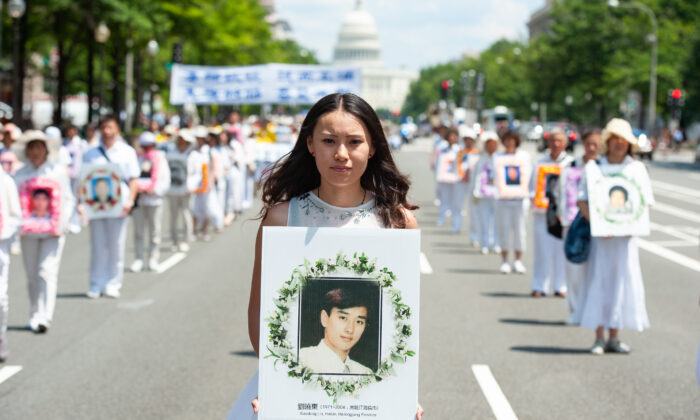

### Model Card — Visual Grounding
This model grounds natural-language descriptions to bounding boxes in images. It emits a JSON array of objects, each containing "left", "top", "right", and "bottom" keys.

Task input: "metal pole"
[
  {"left": 124, "top": 39, "right": 133, "bottom": 131},
  {"left": 149, "top": 54, "right": 154, "bottom": 126}
]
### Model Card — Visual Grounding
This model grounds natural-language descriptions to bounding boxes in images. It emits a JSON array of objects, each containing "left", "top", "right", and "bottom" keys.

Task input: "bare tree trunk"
[
  {"left": 111, "top": 38, "right": 121, "bottom": 124},
  {"left": 134, "top": 49, "right": 143, "bottom": 129}
]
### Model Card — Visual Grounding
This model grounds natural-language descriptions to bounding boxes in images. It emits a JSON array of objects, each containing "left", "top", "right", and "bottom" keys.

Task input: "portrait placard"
[
  {"left": 78, "top": 163, "right": 124, "bottom": 219},
  {"left": 166, "top": 154, "right": 188, "bottom": 196},
  {"left": 258, "top": 227, "right": 420, "bottom": 420},
  {"left": 586, "top": 161, "right": 652, "bottom": 237},
  {"left": 18, "top": 177, "right": 62, "bottom": 236},
  {"left": 435, "top": 151, "right": 460, "bottom": 183},
  {"left": 494, "top": 155, "right": 530, "bottom": 199},
  {"left": 456, "top": 150, "right": 479, "bottom": 179},
  {"left": 136, "top": 150, "right": 160, "bottom": 193},
  {"left": 533, "top": 164, "right": 561, "bottom": 209},
  {"left": 559, "top": 166, "right": 584, "bottom": 226}
]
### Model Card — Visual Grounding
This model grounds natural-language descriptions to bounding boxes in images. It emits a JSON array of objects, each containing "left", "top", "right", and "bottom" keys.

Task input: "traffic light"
[
  {"left": 440, "top": 80, "right": 452, "bottom": 99},
  {"left": 667, "top": 88, "right": 685, "bottom": 119},
  {"left": 172, "top": 41, "right": 184, "bottom": 63}
]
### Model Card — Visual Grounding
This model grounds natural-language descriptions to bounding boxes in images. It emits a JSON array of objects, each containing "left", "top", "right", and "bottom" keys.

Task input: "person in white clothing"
[
  {"left": 472, "top": 131, "right": 501, "bottom": 254},
  {"left": 576, "top": 118, "right": 652, "bottom": 355},
  {"left": 434, "top": 128, "right": 466, "bottom": 232},
  {"left": 192, "top": 126, "right": 221, "bottom": 241},
  {"left": 495, "top": 130, "right": 530, "bottom": 274},
  {"left": 13, "top": 130, "right": 74, "bottom": 333},
  {"left": 530, "top": 129, "right": 573, "bottom": 297},
  {"left": 299, "top": 286, "right": 373, "bottom": 375},
  {"left": 207, "top": 129, "right": 226, "bottom": 232},
  {"left": 80, "top": 116, "right": 139, "bottom": 299},
  {"left": 223, "top": 128, "right": 246, "bottom": 220},
  {"left": 459, "top": 127, "right": 480, "bottom": 246},
  {"left": 166, "top": 129, "right": 201, "bottom": 253},
  {"left": 130, "top": 131, "right": 171, "bottom": 272},
  {"left": 0, "top": 165, "right": 21, "bottom": 361},
  {"left": 561, "top": 130, "right": 600, "bottom": 324},
  {"left": 239, "top": 93, "right": 422, "bottom": 419}
]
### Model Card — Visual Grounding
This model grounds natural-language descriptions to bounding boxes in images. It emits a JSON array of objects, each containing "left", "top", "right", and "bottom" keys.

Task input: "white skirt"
[{"left": 576, "top": 236, "right": 649, "bottom": 331}]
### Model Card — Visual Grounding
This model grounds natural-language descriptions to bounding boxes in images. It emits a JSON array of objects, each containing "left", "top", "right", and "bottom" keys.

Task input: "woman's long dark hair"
[{"left": 259, "top": 93, "right": 417, "bottom": 228}]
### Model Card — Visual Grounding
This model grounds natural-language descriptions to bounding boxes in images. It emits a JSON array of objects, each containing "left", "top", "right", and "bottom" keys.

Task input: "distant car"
[
  {"left": 518, "top": 121, "right": 543, "bottom": 143},
  {"left": 538, "top": 122, "right": 580, "bottom": 152},
  {"left": 633, "top": 129, "right": 655, "bottom": 160}
]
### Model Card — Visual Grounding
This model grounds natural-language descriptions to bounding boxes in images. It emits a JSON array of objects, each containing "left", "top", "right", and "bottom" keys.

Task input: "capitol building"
[{"left": 333, "top": 0, "right": 417, "bottom": 112}]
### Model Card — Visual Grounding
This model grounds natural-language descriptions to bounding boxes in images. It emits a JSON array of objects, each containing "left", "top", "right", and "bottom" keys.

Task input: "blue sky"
[{"left": 275, "top": 0, "right": 545, "bottom": 71}]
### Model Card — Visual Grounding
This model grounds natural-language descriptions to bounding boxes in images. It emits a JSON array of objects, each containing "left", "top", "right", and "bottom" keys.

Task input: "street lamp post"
[
  {"left": 608, "top": 0, "right": 658, "bottom": 134},
  {"left": 95, "top": 21, "right": 110, "bottom": 121},
  {"left": 146, "top": 39, "right": 159, "bottom": 127},
  {"left": 9, "top": 0, "right": 26, "bottom": 126}
]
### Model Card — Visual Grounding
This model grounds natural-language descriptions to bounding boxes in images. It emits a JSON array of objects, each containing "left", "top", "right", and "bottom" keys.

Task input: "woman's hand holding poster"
[
  {"left": 258, "top": 227, "right": 420, "bottom": 420},
  {"left": 585, "top": 160, "right": 653, "bottom": 237}
]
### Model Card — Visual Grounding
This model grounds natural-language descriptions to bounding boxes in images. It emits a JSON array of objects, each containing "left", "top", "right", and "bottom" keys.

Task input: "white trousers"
[
  {"left": 243, "top": 173, "right": 255, "bottom": 209},
  {"left": 566, "top": 259, "right": 587, "bottom": 315},
  {"left": 215, "top": 181, "right": 227, "bottom": 227},
  {"left": 193, "top": 190, "right": 223, "bottom": 230},
  {"left": 227, "top": 167, "right": 245, "bottom": 214},
  {"left": 89, "top": 217, "right": 128, "bottom": 294},
  {"left": 476, "top": 197, "right": 499, "bottom": 248},
  {"left": 132, "top": 205, "right": 163, "bottom": 262},
  {"left": 438, "top": 182, "right": 466, "bottom": 232},
  {"left": 531, "top": 214, "right": 567, "bottom": 294},
  {"left": 468, "top": 195, "right": 480, "bottom": 243},
  {"left": 168, "top": 195, "right": 193, "bottom": 245},
  {"left": 0, "top": 239, "right": 10, "bottom": 336},
  {"left": 497, "top": 201, "right": 527, "bottom": 252},
  {"left": 20, "top": 235, "right": 66, "bottom": 327}
]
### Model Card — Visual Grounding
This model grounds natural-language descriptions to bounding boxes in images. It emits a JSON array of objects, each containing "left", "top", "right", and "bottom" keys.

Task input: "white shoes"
[
  {"left": 178, "top": 242, "right": 190, "bottom": 253},
  {"left": 104, "top": 289, "right": 120, "bottom": 299},
  {"left": 499, "top": 261, "right": 512, "bottom": 274},
  {"left": 493, "top": 246, "right": 502, "bottom": 254},
  {"left": 86, "top": 290, "right": 100, "bottom": 299},
  {"left": 481, "top": 247, "right": 489, "bottom": 255},
  {"left": 148, "top": 258, "right": 160, "bottom": 272},
  {"left": 513, "top": 260, "right": 527, "bottom": 274},
  {"left": 130, "top": 260, "right": 144, "bottom": 273}
]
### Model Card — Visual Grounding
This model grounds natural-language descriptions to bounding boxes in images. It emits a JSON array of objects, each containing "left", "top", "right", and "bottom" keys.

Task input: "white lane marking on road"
[
  {"left": 652, "top": 202, "right": 700, "bottom": 224},
  {"left": 155, "top": 252, "right": 187, "bottom": 274},
  {"left": 650, "top": 240, "right": 698, "bottom": 248},
  {"left": 420, "top": 252, "right": 433, "bottom": 274},
  {"left": 117, "top": 299, "right": 155, "bottom": 311},
  {"left": 0, "top": 366, "right": 22, "bottom": 385},
  {"left": 652, "top": 180, "right": 700, "bottom": 199},
  {"left": 472, "top": 365, "right": 518, "bottom": 420},
  {"left": 637, "top": 238, "right": 700, "bottom": 273},
  {"left": 652, "top": 188, "right": 700, "bottom": 207},
  {"left": 650, "top": 222, "right": 699, "bottom": 244}
]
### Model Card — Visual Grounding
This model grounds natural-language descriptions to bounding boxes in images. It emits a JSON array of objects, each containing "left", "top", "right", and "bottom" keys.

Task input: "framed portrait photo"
[
  {"left": 533, "top": 164, "right": 561, "bottom": 210},
  {"left": 435, "top": 151, "right": 460, "bottom": 183},
  {"left": 166, "top": 154, "right": 188, "bottom": 196},
  {"left": 494, "top": 155, "right": 530, "bottom": 199},
  {"left": 136, "top": 151, "right": 159, "bottom": 192},
  {"left": 258, "top": 227, "right": 420, "bottom": 420},
  {"left": 456, "top": 150, "right": 479, "bottom": 179},
  {"left": 78, "top": 163, "right": 124, "bottom": 219},
  {"left": 559, "top": 166, "right": 584, "bottom": 226},
  {"left": 18, "top": 176, "right": 62, "bottom": 236},
  {"left": 586, "top": 161, "right": 652, "bottom": 237}
]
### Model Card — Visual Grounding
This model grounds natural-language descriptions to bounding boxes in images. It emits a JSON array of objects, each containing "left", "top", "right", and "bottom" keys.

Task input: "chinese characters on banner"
[{"left": 170, "top": 64, "right": 362, "bottom": 105}]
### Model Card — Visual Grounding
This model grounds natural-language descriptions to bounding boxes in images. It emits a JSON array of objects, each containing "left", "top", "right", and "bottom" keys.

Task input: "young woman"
[
  {"left": 495, "top": 130, "right": 530, "bottom": 274},
  {"left": 236, "top": 93, "right": 422, "bottom": 419},
  {"left": 472, "top": 131, "right": 501, "bottom": 254},
  {"left": 13, "top": 130, "right": 74, "bottom": 332},
  {"left": 576, "top": 118, "right": 652, "bottom": 354}
]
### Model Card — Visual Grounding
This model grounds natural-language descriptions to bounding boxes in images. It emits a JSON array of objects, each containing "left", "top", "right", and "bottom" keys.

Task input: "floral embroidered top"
[{"left": 287, "top": 191, "right": 383, "bottom": 228}]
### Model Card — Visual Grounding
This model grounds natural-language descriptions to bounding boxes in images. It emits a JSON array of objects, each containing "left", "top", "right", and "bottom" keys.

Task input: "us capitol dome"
[{"left": 332, "top": 0, "right": 417, "bottom": 112}]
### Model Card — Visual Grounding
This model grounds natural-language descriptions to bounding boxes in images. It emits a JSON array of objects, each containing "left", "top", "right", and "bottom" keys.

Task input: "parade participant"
[
  {"left": 192, "top": 126, "right": 221, "bottom": 241},
  {"left": 81, "top": 115, "right": 139, "bottom": 299},
  {"left": 241, "top": 92, "right": 422, "bottom": 419},
  {"left": 220, "top": 129, "right": 244, "bottom": 223},
  {"left": 459, "top": 126, "right": 480, "bottom": 246},
  {"left": 472, "top": 131, "right": 501, "bottom": 254},
  {"left": 576, "top": 118, "right": 652, "bottom": 354},
  {"left": 45, "top": 126, "right": 73, "bottom": 171},
  {"left": 530, "top": 128, "right": 573, "bottom": 297},
  {"left": 0, "top": 164, "right": 21, "bottom": 361},
  {"left": 1, "top": 123, "right": 23, "bottom": 175},
  {"left": 130, "top": 131, "right": 171, "bottom": 272},
  {"left": 1, "top": 123, "right": 21, "bottom": 152},
  {"left": 208, "top": 128, "right": 228, "bottom": 230},
  {"left": 434, "top": 128, "right": 465, "bottom": 231},
  {"left": 13, "top": 130, "right": 74, "bottom": 332},
  {"left": 242, "top": 130, "right": 257, "bottom": 210},
  {"left": 62, "top": 124, "right": 89, "bottom": 234},
  {"left": 84, "top": 123, "right": 99, "bottom": 148},
  {"left": 495, "top": 130, "right": 530, "bottom": 274},
  {"left": 562, "top": 130, "right": 600, "bottom": 323},
  {"left": 430, "top": 125, "right": 448, "bottom": 204},
  {"left": 166, "top": 129, "right": 201, "bottom": 253}
]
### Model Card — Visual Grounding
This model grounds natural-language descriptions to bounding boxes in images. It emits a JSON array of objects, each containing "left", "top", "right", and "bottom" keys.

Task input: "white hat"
[
  {"left": 602, "top": 118, "right": 638, "bottom": 153},
  {"left": 459, "top": 125, "right": 477, "bottom": 140},
  {"left": 479, "top": 131, "right": 499, "bottom": 143},
  {"left": 13, "top": 130, "right": 62, "bottom": 164},
  {"left": 193, "top": 125, "right": 208, "bottom": 139},
  {"left": 177, "top": 129, "right": 196, "bottom": 144},
  {"left": 44, "top": 126, "right": 62, "bottom": 140},
  {"left": 139, "top": 131, "right": 157, "bottom": 146}
]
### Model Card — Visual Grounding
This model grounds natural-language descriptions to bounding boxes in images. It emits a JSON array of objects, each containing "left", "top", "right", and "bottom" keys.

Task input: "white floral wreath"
[{"left": 265, "top": 252, "right": 414, "bottom": 402}]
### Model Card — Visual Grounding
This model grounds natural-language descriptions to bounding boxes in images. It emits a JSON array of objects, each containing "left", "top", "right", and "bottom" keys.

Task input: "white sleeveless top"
[{"left": 287, "top": 191, "right": 384, "bottom": 228}]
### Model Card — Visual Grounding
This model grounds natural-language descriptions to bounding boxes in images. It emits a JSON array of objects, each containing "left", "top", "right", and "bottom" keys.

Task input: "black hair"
[
  {"left": 500, "top": 130, "right": 522, "bottom": 147},
  {"left": 32, "top": 188, "right": 50, "bottom": 199},
  {"left": 582, "top": 129, "right": 601, "bottom": 141},
  {"left": 321, "top": 286, "right": 373, "bottom": 322},
  {"left": 609, "top": 185, "right": 628, "bottom": 201},
  {"left": 98, "top": 114, "right": 119, "bottom": 128}
]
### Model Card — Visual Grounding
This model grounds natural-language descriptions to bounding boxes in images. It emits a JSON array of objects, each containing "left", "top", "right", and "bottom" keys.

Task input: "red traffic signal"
[
  {"left": 671, "top": 89, "right": 682, "bottom": 99},
  {"left": 441, "top": 80, "right": 450, "bottom": 89}
]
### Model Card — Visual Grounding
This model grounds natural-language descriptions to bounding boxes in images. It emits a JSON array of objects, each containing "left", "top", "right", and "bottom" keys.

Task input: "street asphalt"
[{"left": 0, "top": 138, "right": 698, "bottom": 419}]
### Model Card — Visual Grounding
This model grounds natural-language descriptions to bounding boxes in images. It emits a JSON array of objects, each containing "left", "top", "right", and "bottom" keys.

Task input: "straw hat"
[
  {"left": 13, "top": 130, "right": 62, "bottom": 164},
  {"left": 601, "top": 118, "right": 638, "bottom": 153}
]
